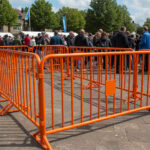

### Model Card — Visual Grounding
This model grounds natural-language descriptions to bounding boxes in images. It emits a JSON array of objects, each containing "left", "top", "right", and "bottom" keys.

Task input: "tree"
[
  {"left": 57, "top": 7, "right": 86, "bottom": 32},
  {"left": 85, "top": 0, "right": 134, "bottom": 33},
  {"left": 112, "top": 5, "right": 124, "bottom": 31},
  {"left": 146, "top": 18, "right": 150, "bottom": 23},
  {"left": 30, "top": 0, "right": 59, "bottom": 31},
  {"left": 0, "top": 0, "right": 18, "bottom": 30},
  {"left": 85, "top": 0, "right": 118, "bottom": 33},
  {"left": 121, "top": 5, "right": 135, "bottom": 32},
  {"left": 137, "top": 26, "right": 143, "bottom": 35}
]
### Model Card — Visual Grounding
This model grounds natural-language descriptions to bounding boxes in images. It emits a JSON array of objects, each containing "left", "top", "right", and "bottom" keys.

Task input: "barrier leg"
[
  {"left": 126, "top": 54, "right": 142, "bottom": 103},
  {"left": 0, "top": 102, "right": 19, "bottom": 115},
  {"left": 33, "top": 67, "right": 55, "bottom": 150},
  {"left": 84, "top": 81, "right": 99, "bottom": 89}
]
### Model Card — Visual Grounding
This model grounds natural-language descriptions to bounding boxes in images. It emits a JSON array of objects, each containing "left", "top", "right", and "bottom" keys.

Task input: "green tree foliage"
[
  {"left": 121, "top": 6, "right": 135, "bottom": 32},
  {"left": 137, "top": 19, "right": 150, "bottom": 35},
  {"left": 57, "top": 7, "right": 86, "bottom": 32},
  {"left": 137, "top": 26, "right": 143, "bottom": 35},
  {"left": 85, "top": 0, "right": 134, "bottom": 33},
  {"left": 30, "top": 0, "right": 60, "bottom": 31},
  {"left": 0, "top": 0, "right": 18, "bottom": 27},
  {"left": 85, "top": 0, "right": 118, "bottom": 33}
]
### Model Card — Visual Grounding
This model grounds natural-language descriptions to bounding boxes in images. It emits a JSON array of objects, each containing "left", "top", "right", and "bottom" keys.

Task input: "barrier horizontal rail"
[
  {"left": 0, "top": 49, "right": 150, "bottom": 150},
  {"left": 0, "top": 45, "right": 29, "bottom": 51}
]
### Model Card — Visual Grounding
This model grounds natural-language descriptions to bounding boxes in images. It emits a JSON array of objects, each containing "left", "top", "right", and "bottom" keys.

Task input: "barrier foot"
[
  {"left": 0, "top": 99, "right": 8, "bottom": 102},
  {"left": 84, "top": 82, "right": 99, "bottom": 89},
  {"left": 0, "top": 102, "right": 14, "bottom": 116},
  {"left": 59, "top": 74, "right": 75, "bottom": 80},
  {"left": 45, "top": 69, "right": 51, "bottom": 74},
  {"left": 32, "top": 132, "right": 56, "bottom": 150},
  {"left": 126, "top": 93, "right": 142, "bottom": 103}
]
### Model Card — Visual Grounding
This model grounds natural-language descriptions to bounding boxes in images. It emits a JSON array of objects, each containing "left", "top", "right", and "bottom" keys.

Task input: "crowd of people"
[
  {"left": 0, "top": 26, "right": 150, "bottom": 71},
  {"left": 0, "top": 27, "right": 143, "bottom": 51}
]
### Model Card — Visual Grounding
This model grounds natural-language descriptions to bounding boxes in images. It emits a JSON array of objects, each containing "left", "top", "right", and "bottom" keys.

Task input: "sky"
[{"left": 9, "top": 0, "right": 150, "bottom": 25}]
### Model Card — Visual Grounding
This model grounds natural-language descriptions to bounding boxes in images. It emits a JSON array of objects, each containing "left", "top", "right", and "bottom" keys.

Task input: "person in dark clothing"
[
  {"left": 100, "top": 32, "right": 112, "bottom": 48},
  {"left": 38, "top": 32, "right": 48, "bottom": 45},
  {"left": 113, "top": 26, "right": 129, "bottom": 73},
  {"left": 74, "top": 29, "right": 89, "bottom": 69},
  {"left": 0, "top": 36, "right": 4, "bottom": 46},
  {"left": 126, "top": 31, "right": 135, "bottom": 69},
  {"left": 88, "top": 33, "right": 94, "bottom": 47},
  {"left": 111, "top": 31, "right": 119, "bottom": 47},
  {"left": 135, "top": 34, "right": 141, "bottom": 51},
  {"left": 126, "top": 31, "right": 135, "bottom": 49},
  {"left": 66, "top": 31, "right": 75, "bottom": 47},
  {"left": 110, "top": 31, "right": 119, "bottom": 68},
  {"left": 74, "top": 29, "right": 89, "bottom": 47},
  {"left": 35, "top": 33, "right": 41, "bottom": 45},
  {"left": 93, "top": 32, "right": 101, "bottom": 47},
  {"left": 114, "top": 27, "right": 129, "bottom": 48},
  {"left": 50, "top": 30, "right": 64, "bottom": 45},
  {"left": 3, "top": 35, "right": 9, "bottom": 46},
  {"left": 101, "top": 32, "right": 112, "bottom": 69}
]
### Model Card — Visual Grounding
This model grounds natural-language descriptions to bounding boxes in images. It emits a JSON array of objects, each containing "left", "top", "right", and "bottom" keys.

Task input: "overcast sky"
[{"left": 9, "top": 0, "right": 150, "bottom": 25}]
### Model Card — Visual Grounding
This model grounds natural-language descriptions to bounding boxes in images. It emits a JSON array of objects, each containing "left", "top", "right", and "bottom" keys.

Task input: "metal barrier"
[
  {"left": 0, "top": 49, "right": 150, "bottom": 150},
  {"left": 0, "top": 50, "right": 41, "bottom": 126},
  {"left": 37, "top": 51, "right": 150, "bottom": 150}
]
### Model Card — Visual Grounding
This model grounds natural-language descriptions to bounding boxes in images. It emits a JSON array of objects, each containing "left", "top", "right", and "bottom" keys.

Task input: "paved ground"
[
  {"left": 0, "top": 108, "right": 150, "bottom": 150},
  {"left": 1, "top": 68, "right": 150, "bottom": 150}
]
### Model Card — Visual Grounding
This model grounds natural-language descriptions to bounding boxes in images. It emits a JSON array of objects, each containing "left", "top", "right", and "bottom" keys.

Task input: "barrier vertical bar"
[
  {"left": 61, "top": 58, "right": 65, "bottom": 127},
  {"left": 120, "top": 55, "right": 123, "bottom": 113},
  {"left": 38, "top": 65, "right": 47, "bottom": 146},
  {"left": 50, "top": 59, "right": 55, "bottom": 130},
  {"left": 21, "top": 56, "right": 26, "bottom": 112},
  {"left": 18, "top": 56, "right": 23, "bottom": 109},
  {"left": 141, "top": 54, "right": 145, "bottom": 107},
  {"left": 128, "top": 55, "right": 131, "bottom": 110},
  {"left": 133, "top": 54, "right": 138, "bottom": 109},
  {"left": 90, "top": 56, "right": 93, "bottom": 120},
  {"left": 81, "top": 58, "right": 83, "bottom": 123},
  {"left": 28, "top": 57, "right": 33, "bottom": 118},
  {"left": 105, "top": 55, "right": 108, "bottom": 116},
  {"left": 32, "top": 57, "right": 37, "bottom": 122},
  {"left": 71, "top": 57, "right": 74, "bottom": 125},
  {"left": 98, "top": 56, "right": 101, "bottom": 118},
  {"left": 25, "top": 56, "right": 29, "bottom": 115},
  {"left": 147, "top": 54, "right": 150, "bottom": 106}
]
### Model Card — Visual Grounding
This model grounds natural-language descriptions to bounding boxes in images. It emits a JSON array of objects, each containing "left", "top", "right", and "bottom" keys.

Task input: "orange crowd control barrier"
[
  {"left": 1, "top": 49, "right": 150, "bottom": 150},
  {"left": 36, "top": 51, "right": 150, "bottom": 149},
  {"left": 0, "top": 50, "right": 41, "bottom": 127}
]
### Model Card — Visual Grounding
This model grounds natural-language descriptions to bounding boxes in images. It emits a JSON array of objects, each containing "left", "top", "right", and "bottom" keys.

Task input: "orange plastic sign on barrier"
[{"left": 105, "top": 80, "right": 116, "bottom": 96}]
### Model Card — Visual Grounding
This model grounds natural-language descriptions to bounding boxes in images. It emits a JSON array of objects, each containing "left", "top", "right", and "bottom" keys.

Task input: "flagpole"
[{"left": 29, "top": 8, "right": 31, "bottom": 31}]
